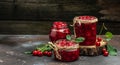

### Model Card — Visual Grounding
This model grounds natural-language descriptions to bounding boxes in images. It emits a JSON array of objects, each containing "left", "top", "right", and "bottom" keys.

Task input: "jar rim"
[{"left": 73, "top": 16, "right": 98, "bottom": 24}]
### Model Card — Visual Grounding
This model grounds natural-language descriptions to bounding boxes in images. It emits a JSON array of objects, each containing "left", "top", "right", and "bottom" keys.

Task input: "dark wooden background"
[{"left": 0, "top": 0, "right": 120, "bottom": 34}]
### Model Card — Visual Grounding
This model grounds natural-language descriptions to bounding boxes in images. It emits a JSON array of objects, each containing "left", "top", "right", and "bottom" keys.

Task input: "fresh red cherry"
[
  {"left": 97, "top": 37, "right": 102, "bottom": 42},
  {"left": 37, "top": 51, "right": 43, "bottom": 57},
  {"left": 43, "top": 51, "right": 52, "bottom": 57},
  {"left": 43, "top": 51, "right": 48, "bottom": 56},
  {"left": 47, "top": 51, "right": 52, "bottom": 57},
  {"left": 102, "top": 48, "right": 107, "bottom": 53},
  {"left": 95, "top": 41, "right": 100, "bottom": 46},
  {"left": 103, "top": 51, "right": 109, "bottom": 56},
  {"left": 32, "top": 50, "right": 39, "bottom": 56}
]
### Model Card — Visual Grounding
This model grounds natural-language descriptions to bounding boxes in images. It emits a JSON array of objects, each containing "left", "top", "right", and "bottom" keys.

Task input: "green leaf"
[
  {"left": 36, "top": 44, "right": 52, "bottom": 52},
  {"left": 66, "top": 35, "right": 71, "bottom": 40},
  {"left": 105, "top": 32, "right": 113, "bottom": 39},
  {"left": 75, "top": 37, "right": 85, "bottom": 43},
  {"left": 109, "top": 50, "right": 117, "bottom": 56},
  {"left": 107, "top": 44, "right": 117, "bottom": 56},
  {"left": 24, "top": 51, "right": 32, "bottom": 54},
  {"left": 37, "top": 44, "right": 46, "bottom": 47},
  {"left": 106, "top": 38, "right": 111, "bottom": 41}
]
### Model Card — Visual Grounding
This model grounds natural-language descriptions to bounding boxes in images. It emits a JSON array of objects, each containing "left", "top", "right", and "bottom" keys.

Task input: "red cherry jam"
[
  {"left": 49, "top": 21, "right": 70, "bottom": 42},
  {"left": 73, "top": 16, "right": 98, "bottom": 46},
  {"left": 54, "top": 39, "right": 79, "bottom": 62}
]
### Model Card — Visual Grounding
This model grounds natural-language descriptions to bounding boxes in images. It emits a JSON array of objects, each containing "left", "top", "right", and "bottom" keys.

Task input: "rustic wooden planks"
[{"left": 0, "top": 0, "right": 100, "bottom": 20}]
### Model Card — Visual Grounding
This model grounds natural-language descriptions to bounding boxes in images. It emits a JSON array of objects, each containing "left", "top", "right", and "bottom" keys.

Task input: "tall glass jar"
[
  {"left": 73, "top": 16, "right": 98, "bottom": 46},
  {"left": 49, "top": 21, "right": 70, "bottom": 42}
]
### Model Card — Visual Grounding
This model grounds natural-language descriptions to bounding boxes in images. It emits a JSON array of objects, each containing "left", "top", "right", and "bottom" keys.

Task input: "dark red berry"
[
  {"left": 97, "top": 37, "right": 102, "bottom": 42},
  {"left": 43, "top": 51, "right": 48, "bottom": 56},
  {"left": 96, "top": 41, "right": 100, "bottom": 46},
  {"left": 103, "top": 51, "right": 109, "bottom": 56},
  {"left": 47, "top": 51, "right": 52, "bottom": 57},
  {"left": 32, "top": 50, "right": 39, "bottom": 56},
  {"left": 102, "top": 48, "right": 107, "bottom": 53},
  {"left": 37, "top": 51, "right": 43, "bottom": 57}
]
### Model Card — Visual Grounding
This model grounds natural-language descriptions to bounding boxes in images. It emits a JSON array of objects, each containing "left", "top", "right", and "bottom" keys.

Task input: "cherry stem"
[{"left": 99, "top": 23, "right": 108, "bottom": 35}]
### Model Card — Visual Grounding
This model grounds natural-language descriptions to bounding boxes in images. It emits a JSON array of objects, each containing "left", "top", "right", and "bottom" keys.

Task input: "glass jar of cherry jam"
[
  {"left": 54, "top": 39, "right": 80, "bottom": 62},
  {"left": 49, "top": 21, "right": 70, "bottom": 42},
  {"left": 73, "top": 16, "right": 98, "bottom": 46}
]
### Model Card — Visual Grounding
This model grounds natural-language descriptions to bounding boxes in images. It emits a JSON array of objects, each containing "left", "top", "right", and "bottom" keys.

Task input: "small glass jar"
[
  {"left": 53, "top": 39, "right": 80, "bottom": 62},
  {"left": 49, "top": 21, "right": 70, "bottom": 42},
  {"left": 54, "top": 48, "right": 80, "bottom": 62},
  {"left": 73, "top": 16, "right": 98, "bottom": 46}
]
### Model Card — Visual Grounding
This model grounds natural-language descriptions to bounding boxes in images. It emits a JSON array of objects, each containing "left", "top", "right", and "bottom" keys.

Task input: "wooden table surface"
[{"left": 0, "top": 35, "right": 120, "bottom": 65}]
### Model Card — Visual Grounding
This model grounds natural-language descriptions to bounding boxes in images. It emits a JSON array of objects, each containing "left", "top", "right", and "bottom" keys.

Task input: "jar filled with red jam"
[
  {"left": 49, "top": 21, "right": 70, "bottom": 42},
  {"left": 73, "top": 16, "right": 98, "bottom": 46},
  {"left": 53, "top": 39, "right": 79, "bottom": 62}
]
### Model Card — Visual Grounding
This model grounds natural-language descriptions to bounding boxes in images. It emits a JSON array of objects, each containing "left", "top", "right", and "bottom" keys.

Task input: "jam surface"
[{"left": 54, "top": 49, "right": 80, "bottom": 61}]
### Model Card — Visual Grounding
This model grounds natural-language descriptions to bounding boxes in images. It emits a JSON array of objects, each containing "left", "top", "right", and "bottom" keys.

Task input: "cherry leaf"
[
  {"left": 24, "top": 51, "right": 32, "bottom": 54},
  {"left": 66, "top": 35, "right": 71, "bottom": 40},
  {"left": 75, "top": 37, "right": 85, "bottom": 43},
  {"left": 105, "top": 32, "right": 113, "bottom": 39},
  {"left": 107, "top": 44, "right": 117, "bottom": 56},
  {"left": 106, "top": 38, "right": 111, "bottom": 41},
  {"left": 36, "top": 44, "right": 52, "bottom": 52}
]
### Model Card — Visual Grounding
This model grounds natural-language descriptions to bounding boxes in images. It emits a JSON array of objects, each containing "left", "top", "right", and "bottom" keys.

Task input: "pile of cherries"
[
  {"left": 53, "top": 22, "right": 67, "bottom": 29},
  {"left": 32, "top": 50, "right": 52, "bottom": 57},
  {"left": 96, "top": 37, "right": 109, "bottom": 56},
  {"left": 78, "top": 16, "right": 96, "bottom": 20},
  {"left": 55, "top": 39, "right": 80, "bottom": 61},
  {"left": 56, "top": 39, "right": 75, "bottom": 47}
]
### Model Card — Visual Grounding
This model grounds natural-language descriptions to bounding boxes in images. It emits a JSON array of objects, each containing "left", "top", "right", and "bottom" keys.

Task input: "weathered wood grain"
[
  {"left": 0, "top": 0, "right": 100, "bottom": 20},
  {"left": 0, "top": 21, "right": 119, "bottom": 34}
]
